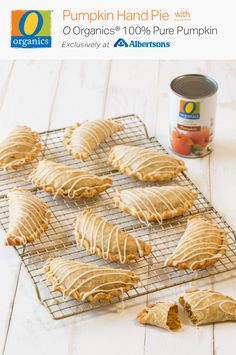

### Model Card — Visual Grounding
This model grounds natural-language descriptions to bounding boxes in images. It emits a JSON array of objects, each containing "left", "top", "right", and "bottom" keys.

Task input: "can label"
[{"left": 170, "top": 93, "right": 217, "bottom": 157}]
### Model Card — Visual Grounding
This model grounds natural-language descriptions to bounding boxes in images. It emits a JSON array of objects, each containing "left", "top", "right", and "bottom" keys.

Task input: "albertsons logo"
[
  {"left": 11, "top": 10, "right": 52, "bottom": 48},
  {"left": 114, "top": 38, "right": 170, "bottom": 48}
]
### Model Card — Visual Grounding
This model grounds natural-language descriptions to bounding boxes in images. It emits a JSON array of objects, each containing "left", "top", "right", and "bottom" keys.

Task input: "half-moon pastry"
[
  {"left": 74, "top": 209, "right": 152, "bottom": 263},
  {"left": 64, "top": 119, "right": 124, "bottom": 160},
  {"left": 29, "top": 160, "right": 112, "bottom": 199},
  {"left": 165, "top": 216, "right": 227, "bottom": 270},
  {"left": 179, "top": 289, "right": 236, "bottom": 325},
  {"left": 137, "top": 302, "right": 181, "bottom": 331},
  {"left": 0, "top": 125, "right": 41, "bottom": 170},
  {"left": 108, "top": 145, "right": 186, "bottom": 181},
  {"left": 5, "top": 188, "right": 50, "bottom": 246},
  {"left": 114, "top": 186, "right": 197, "bottom": 225},
  {"left": 44, "top": 257, "right": 140, "bottom": 302}
]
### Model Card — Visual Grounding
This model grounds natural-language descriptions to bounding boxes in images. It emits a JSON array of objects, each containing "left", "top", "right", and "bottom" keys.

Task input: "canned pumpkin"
[{"left": 170, "top": 74, "right": 218, "bottom": 158}]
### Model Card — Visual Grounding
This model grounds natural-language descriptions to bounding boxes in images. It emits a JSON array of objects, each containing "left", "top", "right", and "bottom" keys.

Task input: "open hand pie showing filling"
[
  {"left": 64, "top": 119, "right": 124, "bottom": 160},
  {"left": 109, "top": 145, "right": 186, "bottom": 181},
  {"left": 179, "top": 289, "right": 236, "bottom": 325},
  {"left": 137, "top": 301, "right": 181, "bottom": 331},
  {"left": 74, "top": 209, "right": 152, "bottom": 263},
  {"left": 0, "top": 125, "right": 41, "bottom": 170},
  {"left": 44, "top": 257, "right": 140, "bottom": 302},
  {"left": 165, "top": 216, "right": 227, "bottom": 270},
  {"left": 29, "top": 160, "right": 112, "bottom": 199},
  {"left": 5, "top": 188, "right": 51, "bottom": 246},
  {"left": 114, "top": 186, "right": 197, "bottom": 225}
]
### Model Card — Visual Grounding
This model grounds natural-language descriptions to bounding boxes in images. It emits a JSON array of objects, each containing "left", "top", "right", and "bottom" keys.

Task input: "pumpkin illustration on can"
[{"left": 170, "top": 74, "right": 218, "bottom": 158}]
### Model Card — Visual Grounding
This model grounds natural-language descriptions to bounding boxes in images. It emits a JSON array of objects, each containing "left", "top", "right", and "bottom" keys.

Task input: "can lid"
[{"left": 171, "top": 74, "right": 218, "bottom": 99}]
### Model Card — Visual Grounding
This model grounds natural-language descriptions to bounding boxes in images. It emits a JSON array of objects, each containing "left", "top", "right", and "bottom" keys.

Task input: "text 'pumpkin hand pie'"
[
  {"left": 179, "top": 289, "right": 236, "bottom": 325},
  {"left": 137, "top": 302, "right": 181, "bottom": 332},
  {"left": 0, "top": 125, "right": 41, "bottom": 170},
  {"left": 64, "top": 119, "right": 124, "bottom": 160},
  {"left": 165, "top": 216, "right": 227, "bottom": 270},
  {"left": 74, "top": 210, "right": 152, "bottom": 263},
  {"left": 114, "top": 186, "right": 197, "bottom": 225},
  {"left": 44, "top": 257, "right": 140, "bottom": 302},
  {"left": 29, "top": 160, "right": 112, "bottom": 199},
  {"left": 5, "top": 188, "right": 51, "bottom": 246},
  {"left": 108, "top": 145, "right": 186, "bottom": 181}
]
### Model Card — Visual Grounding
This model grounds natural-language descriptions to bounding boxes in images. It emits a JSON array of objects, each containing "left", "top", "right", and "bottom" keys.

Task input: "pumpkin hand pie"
[
  {"left": 0, "top": 125, "right": 41, "bottom": 170},
  {"left": 5, "top": 188, "right": 51, "bottom": 246},
  {"left": 114, "top": 186, "right": 197, "bottom": 225},
  {"left": 179, "top": 289, "right": 236, "bottom": 325},
  {"left": 29, "top": 160, "right": 112, "bottom": 199},
  {"left": 137, "top": 301, "right": 181, "bottom": 331},
  {"left": 165, "top": 216, "right": 227, "bottom": 270},
  {"left": 64, "top": 119, "right": 124, "bottom": 160},
  {"left": 108, "top": 145, "right": 186, "bottom": 181},
  {"left": 74, "top": 210, "right": 152, "bottom": 263},
  {"left": 44, "top": 257, "right": 139, "bottom": 302}
]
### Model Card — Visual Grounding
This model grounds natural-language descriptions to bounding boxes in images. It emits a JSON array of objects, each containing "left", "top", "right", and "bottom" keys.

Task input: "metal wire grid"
[{"left": 0, "top": 114, "right": 236, "bottom": 320}]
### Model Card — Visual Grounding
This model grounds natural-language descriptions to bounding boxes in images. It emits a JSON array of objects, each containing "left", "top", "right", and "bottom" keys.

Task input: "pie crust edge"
[
  {"left": 114, "top": 189, "right": 198, "bottom": 222},
  {"left": 30, "top": 161, "right": 113, "bottom": 199},
  {"left": 5, "top": 188, "right": 51, "bottom": 246},
  {"left": 64, "top": 120, "right": 124, "bottom": 161},
  {"left": 44, "top": 257, "right": 140, "bottom": 302},
  {"left": 109, "top": 146, "right": 186, "bottom": 182},
  {"left": 0, "top": 126, "right": 42, "bottom": 171}
]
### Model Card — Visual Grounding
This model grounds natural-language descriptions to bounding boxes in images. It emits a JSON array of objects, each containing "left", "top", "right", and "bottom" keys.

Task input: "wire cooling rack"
[{"left": 0, "top": 114, "right": 236, "bottom": 320}]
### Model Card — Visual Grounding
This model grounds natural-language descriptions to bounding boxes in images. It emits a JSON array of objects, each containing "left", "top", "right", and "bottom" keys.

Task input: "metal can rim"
[{"left": 170, "top": 74, "right": 218, "bottom": 100}]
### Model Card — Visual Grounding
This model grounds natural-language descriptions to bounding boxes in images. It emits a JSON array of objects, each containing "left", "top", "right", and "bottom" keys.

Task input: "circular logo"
[
  {"left": 183, "top": 101, "right": 196, "bottom": 114},
  {"left": 19, "top": 10, "right": 43, "bottom": 36}
]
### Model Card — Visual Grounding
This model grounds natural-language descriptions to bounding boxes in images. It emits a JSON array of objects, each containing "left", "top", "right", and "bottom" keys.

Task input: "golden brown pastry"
[
  {"left": 5, "top": 188, "right": 50, "bottom": 246},
  {"left": 179, "top": 289, "right": 236, "bottom": 325},
  {"left": 0, "top": 125, "right": 41, "bottom": 170},
  {"left": 137, "top": 302, "right": 181, "bottom": 331},
  {"left": 165, "top": 216, "right": 227, "bottom": 270},
  {"left": 64, "top": 119, "right": 124, "bottom": 160},
  {"left": 109, "top": 145, "right": 186, "bottom": 181},
  {"left": 29, "top": 160, "right": 112, "bottom": 199},
  {"left": 114, "top": 186, "right": 197, "bottom": 225},
  {"left": 74, "top": 210, "right": 152, "bottom": 263},
  {"left": 44, "top": 257, "right": 139, "bottom": 302}
]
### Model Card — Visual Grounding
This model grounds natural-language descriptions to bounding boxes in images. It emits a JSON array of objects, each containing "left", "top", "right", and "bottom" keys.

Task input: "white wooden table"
[{"left": 0, "top": 60, "right": 236, "bottom": 355}]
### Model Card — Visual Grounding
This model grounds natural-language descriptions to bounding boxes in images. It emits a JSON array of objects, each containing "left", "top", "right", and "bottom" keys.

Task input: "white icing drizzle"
[
  {"left": 184, "top": 290, "right": 236, "bottom": 316},
  {"left": 69, "top": 120, "right": 122, "bottom": 155},
  {"left": 48, "top": 258, "right": 138, "bottom": 301},
  {"left": 0, "top": 126, "right": 39, "bottom": 168},
  {"left": 120, "top": 186, "right": 195, "bottom": 225},
  {"left": 30, "top": 160, "right": 111, "bottom": 198},
  {"left": 75, "top": 210, "right": 145, "bottom": 263},
  {"left": 165, "top": 217, "right": 227, "bottom": 270},
  {"left": 6, "top": 189, "right": 48, "bottom": 243},
  {"left": 111, "top": 145, "right": 184, "bottom": 176}
]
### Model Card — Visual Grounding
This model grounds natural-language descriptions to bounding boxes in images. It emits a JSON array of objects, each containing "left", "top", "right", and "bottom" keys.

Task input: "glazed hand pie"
[
  {"left": 5, "top": 188, "right": 50, "bottom": 246},
  {"left": 44, "top": 257, "right": 139, "bottom": 302},
  {"left": 114, "top": 186, "right": 197, "bottom": 225},
  {"left": 29, "top": 160, "right": 112, "bottom": 199},
  {"left": 74, "top": 210, "right": 152, "bottom": 263},
  {"left": 108, "top": 145, "right": 186, "bottom": 181},
  {"left": 165, "top": 216, "right": 227, "bottom": 270},
  {"left": 0, "top": 125, "right": 41, "bottom": 170},
  {"left": 137, "top": 302, "right": 181, "bottom": 331},
  {"left": 179, "top": 289, "right": 236, "bottom": 325},
  {"left": 64, "top": 119, "right": 124, "bottom": 160}
]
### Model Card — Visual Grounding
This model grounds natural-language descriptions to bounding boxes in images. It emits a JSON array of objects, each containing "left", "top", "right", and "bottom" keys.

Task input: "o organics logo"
[
  {"left": 179, "top": 100, "right": 200, "bottom": 119},
  {"left": 11, "top": 10, "right": 52, "bottom": 48}
]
